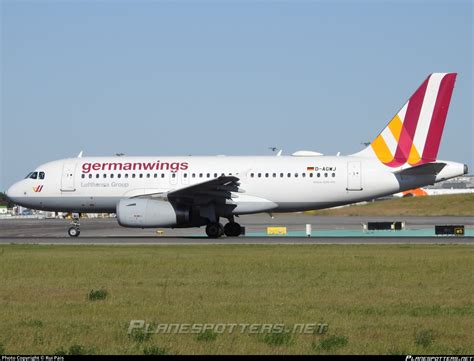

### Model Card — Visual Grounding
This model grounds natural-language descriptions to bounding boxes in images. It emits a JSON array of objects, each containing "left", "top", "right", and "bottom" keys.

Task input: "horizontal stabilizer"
[{"left": 394, "top": 162, "right": 446, "bottom": 176}]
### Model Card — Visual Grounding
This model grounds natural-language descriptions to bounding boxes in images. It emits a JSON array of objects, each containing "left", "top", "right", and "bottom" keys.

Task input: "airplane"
[{"left": 5, "top": 73, "right": 468, "bottom": 238}]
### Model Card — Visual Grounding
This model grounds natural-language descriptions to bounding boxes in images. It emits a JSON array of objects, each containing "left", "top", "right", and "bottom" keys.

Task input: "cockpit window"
[
  {"left": 29, "top": 172, "right": 38, "bottom": 179},
  {"left": 39, "top": 172, "right": 45, "bottom": 180},
  {"left": 25, "top": 172, "right": 33, "bottom": 179}
]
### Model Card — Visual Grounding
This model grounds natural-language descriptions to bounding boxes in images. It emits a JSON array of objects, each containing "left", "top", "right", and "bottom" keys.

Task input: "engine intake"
[{"left": 116, "top": 198, "right": 188, "bottom": 228}]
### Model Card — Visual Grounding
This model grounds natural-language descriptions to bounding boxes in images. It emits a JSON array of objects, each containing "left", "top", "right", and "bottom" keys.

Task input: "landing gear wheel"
[
  {"left": 68, "top": 227, "right": 80, "bottom": 237},
  {"left": 224, "top": 222, "right": 242, "bottom": 237},
  {"left": 68, "top": 213, "right": 81, "bottom": 237},
  {"left": 206, "top": 223, "right": 224, "bottom": 238}
]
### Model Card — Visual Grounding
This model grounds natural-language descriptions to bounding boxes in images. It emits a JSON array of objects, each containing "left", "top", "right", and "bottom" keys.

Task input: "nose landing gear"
[{"left": 67, "top": 213, "right": 81, "bottom": 237}]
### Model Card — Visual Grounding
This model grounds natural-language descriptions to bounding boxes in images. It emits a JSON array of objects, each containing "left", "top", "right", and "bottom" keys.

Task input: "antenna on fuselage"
[{"left": 268, "top": 147, "right": 282, "bottom": 156}]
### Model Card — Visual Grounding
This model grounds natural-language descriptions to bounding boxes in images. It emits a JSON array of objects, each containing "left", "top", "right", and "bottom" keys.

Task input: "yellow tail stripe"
[
  {"left": 371, "top": 135, "right": 394, "bottom": 163},
  {"left": 407, "top": 143, "right": 421, "bottom": 165},
  {"left": 388, "top": 115, "right": 403, "bottom": 141}
]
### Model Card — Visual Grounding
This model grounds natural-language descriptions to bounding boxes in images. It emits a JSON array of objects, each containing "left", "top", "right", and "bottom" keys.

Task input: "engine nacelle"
[{"left": 116, "top": 198, "right": 188, "bottom": 228}]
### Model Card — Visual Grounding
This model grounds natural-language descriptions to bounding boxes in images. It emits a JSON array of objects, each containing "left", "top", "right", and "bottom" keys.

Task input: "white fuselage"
[{"left": 6, "top": 155, "right": 466, "bottom": 216}]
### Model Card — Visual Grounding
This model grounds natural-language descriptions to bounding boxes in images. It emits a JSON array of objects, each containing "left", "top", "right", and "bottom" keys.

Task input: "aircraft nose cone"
[{"left": 5, "top": 183, "right": 21, "bottom": 203}]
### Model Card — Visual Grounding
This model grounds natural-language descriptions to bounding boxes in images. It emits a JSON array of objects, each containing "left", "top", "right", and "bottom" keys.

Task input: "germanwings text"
[{"left": 82, "top": 161, "right": 189, "bottom": 174}]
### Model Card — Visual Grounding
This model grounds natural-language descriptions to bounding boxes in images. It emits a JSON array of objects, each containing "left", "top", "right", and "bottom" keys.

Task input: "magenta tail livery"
[
  {"left": 6, "top": 73, "right": 468, "bottom": 238},
  {"left": 355, "top": 73, "right": 457, "bottom": 167}
]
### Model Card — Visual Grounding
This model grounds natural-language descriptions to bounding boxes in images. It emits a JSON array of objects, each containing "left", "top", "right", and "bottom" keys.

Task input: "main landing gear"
[
  {"left": 205, "top": 221, "right": 243, "bottom": 238},
  {"left": 67, "top": 213, "right": 81, "bottom": 237}
]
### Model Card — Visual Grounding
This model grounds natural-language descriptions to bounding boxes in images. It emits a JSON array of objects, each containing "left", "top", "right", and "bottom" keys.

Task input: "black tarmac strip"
[{"left": 0, "top": 214, "right": 472, "bottom": 245}]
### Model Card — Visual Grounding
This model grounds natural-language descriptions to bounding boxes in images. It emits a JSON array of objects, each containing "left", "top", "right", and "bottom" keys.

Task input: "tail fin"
[{"left": 355, "top": 73, "right": 457, "bottom": 167}]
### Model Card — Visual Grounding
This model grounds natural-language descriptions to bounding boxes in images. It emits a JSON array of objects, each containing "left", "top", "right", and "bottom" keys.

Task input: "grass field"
[
  {"left": 307, "top": 194, "right": 474, "bottom": 216},
  {"left": 0, "top": 245, "right": 472, "bottom": 355}
]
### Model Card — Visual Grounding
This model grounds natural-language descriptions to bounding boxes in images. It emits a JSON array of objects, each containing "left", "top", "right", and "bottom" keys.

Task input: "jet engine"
[{"left": 116, "top": 198, "right": 190, "bottom": 228}]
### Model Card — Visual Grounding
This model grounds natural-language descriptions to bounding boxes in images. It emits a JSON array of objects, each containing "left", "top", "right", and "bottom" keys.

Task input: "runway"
[
  {"left": 0, "top": 214, "right": 472, "bottom": 244},
  {"left": 1, "top": 236, "right": 472, "bottom": 245}
]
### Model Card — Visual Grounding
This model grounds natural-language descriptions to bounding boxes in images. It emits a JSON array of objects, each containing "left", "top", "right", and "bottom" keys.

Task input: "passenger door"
[
  {"left": 347, "top": 161, "right": 362, "bottom": 191},
  {"left": 61, "top": 162, "right": 77, "bottom": 192}
]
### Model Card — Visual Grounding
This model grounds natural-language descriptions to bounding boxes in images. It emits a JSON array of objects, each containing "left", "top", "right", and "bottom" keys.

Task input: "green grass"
[
  {"left": 0, "top": 244, "right": 472, "bottom": 354},
  {"left": 196, "top": 330, "right": 218, "bottom": 342},
  {"left": 306, "top": 193, "right": 474, "bottom": 216},
  {"left": 312, "top": 335, "right": 348, "bottom": 352},
  {"left": 143, "top": 345, "right": 169, "bottom": 355},
  {"left": 414, "top": 329, "right": 435, "bottom": 348},
  {"left": 262, "top": 332, "right": 294, "bottom": 347},
  {"left": 87, "top": 289, "right": 108, "bottom": 301}
]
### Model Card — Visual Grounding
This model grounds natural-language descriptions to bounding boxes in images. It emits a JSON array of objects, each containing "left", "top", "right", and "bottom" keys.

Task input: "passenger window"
[
  {"left": 110, "top": 174, "right": 114, "bottom": 179},
  {"left": 206, "top": 173, "right": 210, "bottom": 178},
  {"left": 89, "top": 174, "right": 92, "bottom": 179},
  {"left": 310, "top": 173, "right": 313, "bottom": 178},
  {"left": 172, "top": 174, "right": 176, "bottom": 178},
  {"left": 287, "top": 173, "right": 291, "bottom": 178},
  {"left": 280, "top": 173, "right": 284, "bottom": 178},
  {"left": 139, "top": 174, "right": 143, "bottom": 178},
  {"left": 265, "top": 173, "right": 269, "bottom": 178},
  {"left": 214, "top": 173, "right": 218, "bottom": 178},
  {"left": 317, "top": 173, "right": 320, "bottom": 178},
  {"left": 258, "top": 173, "right": 262, "bottom": 178},
  {"left": 161, "top": 174, "right": 165, "bottom": 178},
  {"left": 96, "top": 174, "right": 100, "bottom": 179},
  {"left": 39, "top": 172, "right": 45, "bottom": 180},
  {"left": 81, "top": 174, "right": 85, "bottom": 179},
  {"left": 154, "top": 174, "right": 158, "bottom": 178},
  {"left": 272, "top": 173, "right": 276, "bottom": 178},
  {"left": 295, "top": 173, "right": 298, "bottom": 178},
  {"left": 146, "top": 174, "right": 150, "bottom": 178},
  {"left": 184, "top": 173, "right": 188, "bottom": 178},
  {"left": 332, "top": 173, "right": 336, "bottom": 177},
  {"left": 302, "top": 173, "right": 306, "bottom": 178},
  {"left": 199, "top": 173, "right": 203, "bottom": 178},
  {"left": 125, "top": 174, "right": 129, "bottom": 178},
  {"left": 324, "top": 173, "right": 328, "bottom": 178},
  {"left": 132, "top": 174, "right": 136, "bottom": 178},
  {"left": 192, "top": 173, "right": 196, "bottom": 178},
  {"left": 118, "top": 174, "right": 122, "bottom": 178},
  {"left": 250, "top": 173, "right": 254, "bottom": 178},
  {"left": 103, "top": 174, "right": 107, "bottom": 178}
]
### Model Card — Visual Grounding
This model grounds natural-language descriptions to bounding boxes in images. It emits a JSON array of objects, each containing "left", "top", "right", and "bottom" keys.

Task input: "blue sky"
[{"left": 1, "top": 0, "right": 472, "bottom": 190}]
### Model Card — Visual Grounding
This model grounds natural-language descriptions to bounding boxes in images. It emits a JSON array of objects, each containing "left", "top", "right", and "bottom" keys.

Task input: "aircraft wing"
[{"left": 134, "top": 176, "right": 242, "bottom": 206}]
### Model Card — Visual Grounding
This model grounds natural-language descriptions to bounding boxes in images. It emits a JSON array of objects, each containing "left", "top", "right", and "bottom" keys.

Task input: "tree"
[{"left": 0, "top": 192, "right": 14, "bottom": 208}]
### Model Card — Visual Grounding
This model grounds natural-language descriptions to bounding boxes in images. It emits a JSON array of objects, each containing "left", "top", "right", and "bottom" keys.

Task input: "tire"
[
  {"left": 206, "top": 223, "right": 223, "bottom": 238},
  {"left": 68, "top": 227, "right": 80, "bottom": 237},
  {"left": 224, "top": 222, "right": 242, "bottom": 237}
]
